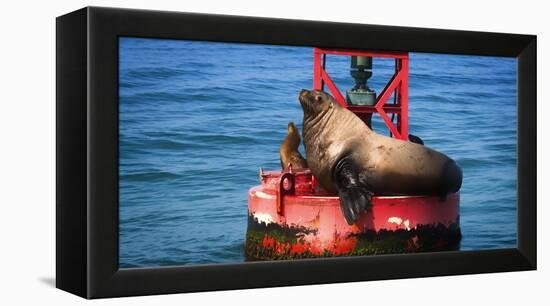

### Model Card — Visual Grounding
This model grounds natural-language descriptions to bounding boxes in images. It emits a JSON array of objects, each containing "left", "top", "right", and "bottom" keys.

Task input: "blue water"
[{"left": 119, "top": 37, "right": 517, "bottom": 268}]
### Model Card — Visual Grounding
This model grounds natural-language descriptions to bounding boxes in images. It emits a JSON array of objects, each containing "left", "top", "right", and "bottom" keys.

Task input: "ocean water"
[{"left": 119, "top": 37, "right": 517, "bottom": 268}]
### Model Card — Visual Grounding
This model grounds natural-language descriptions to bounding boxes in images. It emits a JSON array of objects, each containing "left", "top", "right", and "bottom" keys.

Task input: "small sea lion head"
[
  {"left": 287, "top": 121, "right": 298, "bottom": 134},
  {"left": 285, "top": 121, "right": 300, "bottom": 148},
  {"left": 298, "top": 89, "right": 334, "bottom": 117}
]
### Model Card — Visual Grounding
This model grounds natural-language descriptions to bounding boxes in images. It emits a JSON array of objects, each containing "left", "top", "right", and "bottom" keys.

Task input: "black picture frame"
[{"left": 56, "top": 6, "right": 537, "bottom": 299}]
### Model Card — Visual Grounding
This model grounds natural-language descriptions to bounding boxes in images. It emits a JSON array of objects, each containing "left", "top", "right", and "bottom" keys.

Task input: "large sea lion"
[
  {"left": 298, "top": 89, "right": 462, "bottom": 225},
  {"left": 280, "top": 122, "right": 308, "bottom": 170}
]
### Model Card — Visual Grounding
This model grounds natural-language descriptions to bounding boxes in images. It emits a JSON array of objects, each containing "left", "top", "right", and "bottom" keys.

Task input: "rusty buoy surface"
[{"left": 246, "top": 169, "right": 461, "bottom": 260}]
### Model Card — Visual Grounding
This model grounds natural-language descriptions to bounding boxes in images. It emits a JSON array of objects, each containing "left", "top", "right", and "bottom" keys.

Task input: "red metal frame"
[{"left": 313, "top": 48, "right": 409, "bottom": 140}]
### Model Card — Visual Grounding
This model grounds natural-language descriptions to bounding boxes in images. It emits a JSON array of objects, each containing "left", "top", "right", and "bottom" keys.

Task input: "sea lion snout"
[
  {"left": 288, "top": 122, "right": 297, "bottom": 133},
  {"left": 299, "top": 89, "right": 310, "bottom": 106}
]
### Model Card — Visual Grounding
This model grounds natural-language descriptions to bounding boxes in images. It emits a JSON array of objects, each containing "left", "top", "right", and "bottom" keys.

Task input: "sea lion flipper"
[
  {"left": 338, "top": 186, "right": 372, "bottom": 225},
  {"left": 333, "top": 156, "right": 373, "bottom": 225}
]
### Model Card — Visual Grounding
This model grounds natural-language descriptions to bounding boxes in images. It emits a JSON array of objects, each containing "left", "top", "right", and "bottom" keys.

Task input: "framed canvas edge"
[
  {"left": 56, "top": 6, "right": 537, "bottom": 299},
  {"left": 516, "top": 36, "right": 537, "bottom": 268},
  {"left": 56, "top": 7, "right": 89, "bottom": 298}
]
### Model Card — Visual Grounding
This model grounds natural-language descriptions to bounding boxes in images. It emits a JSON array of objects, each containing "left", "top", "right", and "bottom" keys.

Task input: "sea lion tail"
[
  {"left": 408, "top": 134, "right": 424, "bottom": 145},
  {"left": 333, "top": 155, "right": 373, "bottom": 225},
  {"left": 443, "top": 159, "right": 463, "bottom": 193}
]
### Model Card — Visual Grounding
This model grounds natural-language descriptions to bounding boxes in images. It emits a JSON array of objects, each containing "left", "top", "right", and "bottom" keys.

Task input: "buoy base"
[{"left": 245, "top": 215, "right": 461, "bottom": 260}]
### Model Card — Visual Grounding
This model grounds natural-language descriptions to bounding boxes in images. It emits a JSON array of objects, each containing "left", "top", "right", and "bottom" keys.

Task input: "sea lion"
[
  {"left": 298, "top": 89, "right": 462, "bottom": 225},
  {"left": 280, "top": 122, "right": 308, "bottom": 170}
]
